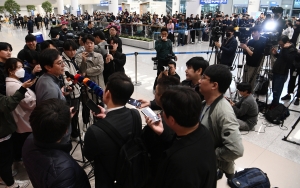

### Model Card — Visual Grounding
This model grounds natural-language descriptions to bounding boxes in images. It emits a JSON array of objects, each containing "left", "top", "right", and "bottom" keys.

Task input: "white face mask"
[{"left": 15, "top": 68, "right": 25, "bottom": 78}]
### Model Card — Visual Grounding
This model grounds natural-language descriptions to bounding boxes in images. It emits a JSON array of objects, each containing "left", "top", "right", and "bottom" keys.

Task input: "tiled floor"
[{"left": 1, "top": 24, "right": 300, "bottom": 187}]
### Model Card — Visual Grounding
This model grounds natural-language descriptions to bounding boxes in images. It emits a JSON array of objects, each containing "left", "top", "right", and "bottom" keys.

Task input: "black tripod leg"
[{"left": 282, "top": 116, "right": 300, "bottom": 146}]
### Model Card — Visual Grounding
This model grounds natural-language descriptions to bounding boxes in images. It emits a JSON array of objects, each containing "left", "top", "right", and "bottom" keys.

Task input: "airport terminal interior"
[
  {"left": 1, "top": 0, "right": 300, "bottom": 184},
  {"left": 0, "top": 20, "right": 300, "bottom": 188}
]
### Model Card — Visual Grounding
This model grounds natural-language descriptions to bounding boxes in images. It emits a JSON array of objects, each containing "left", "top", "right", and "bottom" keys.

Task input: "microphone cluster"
[{"left": 65, "top": 71, "right": 103, "bottom": 97}]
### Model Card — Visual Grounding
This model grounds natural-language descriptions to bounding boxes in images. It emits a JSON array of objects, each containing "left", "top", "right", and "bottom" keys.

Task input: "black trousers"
[
  {"left": 168, "top": 33, "right": 174, "bottom": 43},
  {"left": 190, "top": 30, "right": 195, "bottom": 42},
  {"left": 287, "top": 66, "right": 300, "bottom": 97},
  {"left": 12, "top": 132, "right": 31, "bottom": 161},
  {"left": 0, "top": 137, "right": 15, "bottom": 186}
]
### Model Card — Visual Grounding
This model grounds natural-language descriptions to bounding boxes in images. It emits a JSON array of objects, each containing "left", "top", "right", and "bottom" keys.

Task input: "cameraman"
[
  {"left": 209, "top": 14, "right": 222, "bottom": 46},
  {"left": 214, "top": 26, "right": 238, "bottom": 67},
  {"left": 240, "top": 26, "right": 266, "bottom": 90},
  {"left": 153, "top": 27, "right": 177, "bottom": 90},
  {"left": 271, "top": 35, "right": 297, "bottom": 107}
]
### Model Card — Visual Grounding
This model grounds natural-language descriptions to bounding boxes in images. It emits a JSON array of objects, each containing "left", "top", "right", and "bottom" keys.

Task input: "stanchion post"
[
  {"left": 133, "top": 52, "right": 141, "bottom": 86},
  {"left": 131, "top": 24, "right": 133, "bottom": 36}
]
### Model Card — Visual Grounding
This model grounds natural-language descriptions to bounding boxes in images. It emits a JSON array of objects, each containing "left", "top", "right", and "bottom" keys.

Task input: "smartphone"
[
  {"left": 86, "top": 99, "right": 101, "bottom": 115},
  {"left": 71, "top": 99, "right": 80, "bottom": 113},
  {"left": 141, "top": 107, "right": 161, "bottom": 122},
  {"left": 128, "top": 98, "right": 141, "bottom": 108}
]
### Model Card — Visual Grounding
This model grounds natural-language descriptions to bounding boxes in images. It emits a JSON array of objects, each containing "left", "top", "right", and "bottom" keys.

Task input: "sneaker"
[
  {"left": 281, "top": 94, "right": 291, "bottom": 100},
  {"left": 294, "top": 98, "right": 299, "bottom": 105},
  {"left": 6, "top": 180, "right": 30, "bottom": 188}
]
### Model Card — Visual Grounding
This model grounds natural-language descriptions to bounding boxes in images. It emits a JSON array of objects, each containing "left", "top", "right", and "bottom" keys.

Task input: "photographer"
[
  {"left": 209, "top": 14, "right": 222, "bottom": 46},
  {"left": 103, "top": 37, "right": 126, "bottom": 84},
  {"left": 240, "top": 26, "right": 266, "bottom": 90},
  {"left": 221, "top": 15, "right": 231, "bottom": 41},
  {"left": 271, "top": 35, "right": 297, "bottom": 107},
  {"left": 228, "top": 82, "right": 258, "bottom": 131},
  {"left": 153, "top": 27, "right": 177, "bottom": 90},
  {"left": 214, "top": 26, "right": 238, "bottom": 67}
]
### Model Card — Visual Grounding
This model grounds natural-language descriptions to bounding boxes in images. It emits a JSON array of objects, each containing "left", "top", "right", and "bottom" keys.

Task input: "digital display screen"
[{"left": 294, "top": 0, "right": 300, "bottom": 9}]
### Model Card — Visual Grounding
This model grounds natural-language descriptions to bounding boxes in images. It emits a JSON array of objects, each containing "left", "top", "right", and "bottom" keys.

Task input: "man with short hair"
[
  {"left": 76, "top": 34, "right": 105, "bottom": 103},
  {"left": 199, "top": 64, "right": 244, "bottom": 181},
  {"left": 229, "top": 82, "right": 258, "bottom": 131},
  {"left": 93, "top": 30, "right": 108, "bottom": 56},
  {"left": 83, "top": 72, "right": 140, "bottom": 188},
  {"left": 103, "top": 37, "right": 126, "bottom": 84},
  {"left": 181, "top": 56, "right": 209, "bottom": 99},
  {"left": 50, "top": 30, "right": 64, "bottom": 48},
  {"left": 59, "top": 24, "right": 68, "bottom": 41},
  {"left": 17, "top": 34, "right": 41, "bottom": 62},
  {"left": 167, "top": 61, "right": 180, "bottom": 80},
  {"left": 22, "top": 99, "right": 91, "bottom": 188},
  {"left": 145, "top": 86, "right": 217, "bottom": 187},
  {"left": 76, "top": 33, "right": 88, "bottom": 55},
  {"left": 109, "top": 26, "right": 122, "bottom": 53},
  {"left": 84, "top": 21, "right": 95, "bottom": 34},
  {"left": 240, "top": 26, "right": 266, "bottom": 90}
]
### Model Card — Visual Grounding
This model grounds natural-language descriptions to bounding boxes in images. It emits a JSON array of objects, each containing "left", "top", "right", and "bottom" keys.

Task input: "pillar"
[
  {"left": 248, "top": 0, "right": 260, "bottom": 15},
  {"left": 57, "top": 0, "right": 64, "bottom": 15},
  {"left": 71, "top": 0, "right": 78, "bottom": 16},
  {"left": 186, "top": 0, "right": 201, "bottom": 18},
  {"left": 37, "top": 5, "right": 46, "bottom": 16},
  {"left": 108, "top": 0, "right": 118, "bottom": 15},
  {"left": 85, "top": 4, "right": 94, "bottom": 15},
  {"left": 172, "top": 0, "right": 180, "bottom": 15},
  {"left": 219, "top": 0, "right": 234, "bottom": 16}
]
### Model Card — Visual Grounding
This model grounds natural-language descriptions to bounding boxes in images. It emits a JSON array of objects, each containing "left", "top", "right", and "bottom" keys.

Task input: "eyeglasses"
[
  {"left": 200, "top": 75, "right": 211, "bottom": 81},
  {"left": 54, "top": 61, "right": 64, "bottom": 67}
]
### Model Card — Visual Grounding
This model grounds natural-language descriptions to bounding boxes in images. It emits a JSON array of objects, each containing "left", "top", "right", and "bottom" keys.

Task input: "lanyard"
[{"left": 200, "top": 105, "right": 211, "bottom": 122}]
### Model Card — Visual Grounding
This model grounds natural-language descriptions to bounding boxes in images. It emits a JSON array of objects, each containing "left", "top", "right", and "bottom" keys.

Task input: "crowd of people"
[{"left": 0, "top": 7, "right": 300, "bottom": 188}]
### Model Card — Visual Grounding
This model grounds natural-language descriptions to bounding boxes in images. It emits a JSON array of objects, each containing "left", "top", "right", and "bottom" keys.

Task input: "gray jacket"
[
  {"left": 203, "top": 95, "right": 244, "bottom": 174},
  {"left": 94, "top": 41, "right": 108, "bottom": 57}
]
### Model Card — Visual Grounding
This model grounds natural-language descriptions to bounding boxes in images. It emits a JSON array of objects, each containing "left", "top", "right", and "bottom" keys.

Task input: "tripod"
[{"left": 208, "top": 44, "right": 219, "bottom": 65}]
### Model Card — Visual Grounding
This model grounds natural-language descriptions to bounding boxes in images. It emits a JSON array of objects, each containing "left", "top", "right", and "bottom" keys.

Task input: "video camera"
[
  {"left": 261, "top": 32, "right": 279, "bottom": 55},
  {"left": 235, "top": 27, "right": 252, "bottom": 43}
]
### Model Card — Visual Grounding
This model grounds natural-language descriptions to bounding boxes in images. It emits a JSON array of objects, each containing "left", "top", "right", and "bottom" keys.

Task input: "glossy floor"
[{"left": 1, "top": 24, "right": 300, "bottom": 188}]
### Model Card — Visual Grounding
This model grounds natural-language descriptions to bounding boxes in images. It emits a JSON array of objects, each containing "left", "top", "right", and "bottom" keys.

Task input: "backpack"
[
  {"left": 254, "top": 76, "right": 269, "bottom": 95},
  {"left": 99, "top": 109, "right": 151, "bottom": 188},
  {"left": 265, "top": 104, "right": 290, "bottom": 125},
  {"left": 228, "top": 168, "right": 270, "bottom": 188}
]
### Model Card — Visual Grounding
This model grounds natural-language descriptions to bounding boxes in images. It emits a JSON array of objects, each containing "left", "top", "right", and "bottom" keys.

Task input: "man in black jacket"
[
  {"left": 22, "top": 98, "right": 90, "bottom": 188},
  {"left": 290, "top": 19, "right": 300, "bottom": 47},
  {"left": 83, "top": 73, "right": 139, "bottom": 188},
  {"left": 145, "top": 86, "right": 217, "bottom": 187},
  {"left": 17, "top": 34, "right": 41, "bottom": 62},
  {"left": 103, "top": 37, "right": 126, "bottom": 84},
  {"left": 271, "top": 35, "right": 298, "bottom": 107},
  {"left": 215, "top": 26, "right": 238, "bottom": 67}
]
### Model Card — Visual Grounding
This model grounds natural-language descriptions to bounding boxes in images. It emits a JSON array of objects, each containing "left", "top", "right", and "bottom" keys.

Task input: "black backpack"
[
  {"left": 228, "top": 168, "right": 270, "bottom": 188},
  {"left": 99, "top": 109, "right": 151, "bottom": 188},
  {"left": 265, "top": 104, "right": 290, "bottom": 125}
]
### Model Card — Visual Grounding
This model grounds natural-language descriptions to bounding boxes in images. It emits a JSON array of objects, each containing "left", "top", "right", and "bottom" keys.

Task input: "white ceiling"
[{"left": 0, "top": 0, "right": 56, "bottom": 6}]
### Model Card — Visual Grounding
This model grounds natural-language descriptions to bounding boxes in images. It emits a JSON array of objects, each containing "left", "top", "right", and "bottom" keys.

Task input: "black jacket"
[
  {"left": 181, "top": 80, "right": 204, "bottom": 101},
  {"left": 103, "top": 51, "right": 126, "bottom": 84},
  {"left": 153, "top": 125, "right": 217, "bottom": 188},
  {"left": 17, "top": 45, "right": 41, "bottom": 62},
  {"left": 273, "top": 44, "right": 298, "bottom": 75},
  {"left": 0, "top": 62, "right": 6, "bottom": 95},
  {"left": 22, "top": 134, "right": 91, "bottom": 188},
  {"left": 220, "top": 36, "right": 238, "bottom": 67},
  {"left": 83, "top": 107, "right": 137, "bottom": 188}
]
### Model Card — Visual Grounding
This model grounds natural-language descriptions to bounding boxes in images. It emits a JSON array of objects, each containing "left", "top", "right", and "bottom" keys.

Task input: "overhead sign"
[
  {"left": 200, "top": 0, "right": 228, "bottom": 4},
  {"left": 100, "top": 1, "right": 109, "bottom": 6}
]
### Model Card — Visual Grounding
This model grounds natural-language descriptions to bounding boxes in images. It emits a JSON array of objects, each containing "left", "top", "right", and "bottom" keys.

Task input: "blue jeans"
[{"left": 272, "top": 73, "right": 288, "bottom": 105}]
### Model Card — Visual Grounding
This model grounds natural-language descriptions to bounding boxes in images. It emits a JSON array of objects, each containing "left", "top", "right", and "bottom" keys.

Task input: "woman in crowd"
[{"left": 5, "top": 58, "right": 36, "bottom": 162}]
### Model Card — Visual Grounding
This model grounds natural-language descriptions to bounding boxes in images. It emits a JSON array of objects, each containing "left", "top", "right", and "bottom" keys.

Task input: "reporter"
[
  {"left": 214, "top": 26, "right": 237, "bottom": 67},
  {"left": 0, "top": 79, "right": 35, "bottom": 188},
  {"left": 229, "top": 82, "right": 258, "bottom": 131}
]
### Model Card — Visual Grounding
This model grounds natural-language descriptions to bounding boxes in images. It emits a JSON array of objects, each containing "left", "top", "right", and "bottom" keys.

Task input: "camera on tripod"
[
  {"left": 209, "top": 26, "right": 223, "bottom": 47},
  {"left": 235, "top": 27, "right": 252, "bottom": 44},
  {"left": 262, "top": 32, "right": 279, "bottom": 55}
]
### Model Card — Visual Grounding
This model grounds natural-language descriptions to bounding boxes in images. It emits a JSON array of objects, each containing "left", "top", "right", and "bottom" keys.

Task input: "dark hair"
[
  {"left": 40, "top": 40, "right": 56, "bottom": 51},
  {"left": 0, "top": 42, "right": 12, "bottom": 51},
  {"left": 251, "top": 26, "right": 262, "bottom": 32},
  {"left": 63, "top": 40, "right": 78, "bottom": 51},
  {"left": 25, "top": 34, "right": 36, "bottom": 42},
  {"left": 279, "top": 35, "right": 289, "bottom": 43},
  {"left": 50, "top": 30, "right": 60, "bottom": 38},
  {"left": 107, "top": 36, "right": 118, "bottom": 44},
  {"left": 93, "top": 31, "right": 106, "bottom": 40},
  {"left": 203, "top": 64, "right": 232, "bottom": 93},
  {"left": 109, "top": 26, "right": 119, "bottom": 32},
  {"left": 88, "top": 21, "right": 93, "bottom": 25},
  {"left": 237, "top": 82, "right": 252, "bottom": 94},
  {"left": 226, "top": 26, "right": 235, "bottom": 32},
  {"left": 161, "top": 86, "right": 201, "bottom": 127},
  {"left": 29, "top": 99, "right": 70, "bottom": 143},
  {"left": 24, "top": 50, "right": 39, "bottom": 65},
  {"left": 168, "top": 60, "right": 176, "bottom": 67},
  {"left": 287, "top": 22, "right": 293, "bottom": 27},
  {"left": 156, "top": 75, "right": 180, "bottom": 96},
  {"left": 39, "top": 49, "right": 60, "bottom": 72},
  {"left": 79, "top": 32, "right": 88, "bottom": 39},
  {"left": 106, "top": 72, "right": 134, "bottom": 105},
  {"left": 82, "top": 34, "right": 95, "bottom": 43},
  {"left": 161, "top": 27, "right": 168, "bottom": 33},
  {"left": 186, "top": 57, "right": 209, "bottom": 74},
  {"left": 5, "top": 58, "right": 23, "bottom": 74}
]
